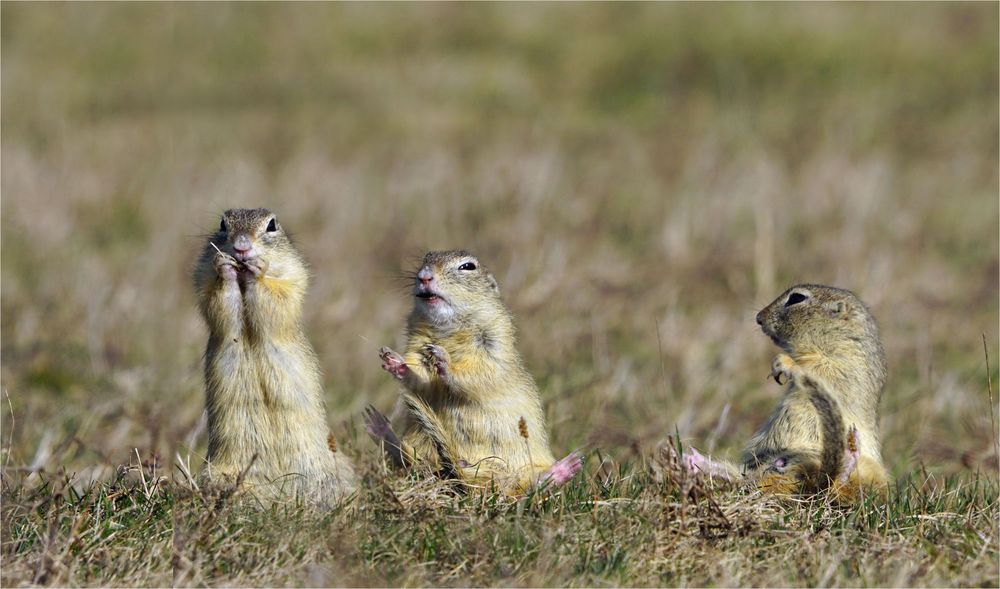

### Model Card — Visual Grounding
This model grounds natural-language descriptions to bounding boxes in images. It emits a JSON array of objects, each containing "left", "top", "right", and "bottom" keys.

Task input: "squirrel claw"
[
  {"left": 421, "top": 344, "right": 450, "bottom": 378},
  {"left": 214, "top": 251, "right": 240, "bottom": 281},
  {"left": 379, "top": 347, "right": 409, "bottom": 380},
  {"left": 770, "top": 353, "right": 797, "bottom": 386},
  {"left": 364, "top": 404, "right": 408, "bottom": 469},
  {"left": 242, "top": 256, "right": 269, "bottom": 278},
  {"left": 363, "top": 404, "right": 392, "bottom": 439}
]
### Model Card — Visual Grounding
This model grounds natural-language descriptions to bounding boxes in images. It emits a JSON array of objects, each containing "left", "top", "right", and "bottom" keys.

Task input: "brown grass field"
[{"left": 2, "top": 3, "right": 998, "bottom": 587}]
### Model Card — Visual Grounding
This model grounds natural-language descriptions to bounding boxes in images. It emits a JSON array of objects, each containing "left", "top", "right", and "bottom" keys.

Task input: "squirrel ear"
[
  {"left": 486, "top": 273, "right": 499, "bottom": 293},
  {"left": 824, "top": 300, "right": 847, "bottom": 317}
]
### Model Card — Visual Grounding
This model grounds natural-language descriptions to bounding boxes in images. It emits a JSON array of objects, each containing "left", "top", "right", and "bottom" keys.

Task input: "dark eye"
[
  {"left": 785, "top": 292, "right": 809, "bottom": 306},
  {"left": 219, "top": 218, "right": 227, "bottom": 232},
  {"left": 266, "top": 218, "right": 277, "bottom": 232},
  {"left": 458, "top": 262, "right": 477, "bottom": 271}
]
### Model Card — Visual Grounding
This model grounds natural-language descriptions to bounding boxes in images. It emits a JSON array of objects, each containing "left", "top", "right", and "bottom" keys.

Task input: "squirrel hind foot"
[{"left": 538, "top": 451, "right": 583, "bottom": 488}]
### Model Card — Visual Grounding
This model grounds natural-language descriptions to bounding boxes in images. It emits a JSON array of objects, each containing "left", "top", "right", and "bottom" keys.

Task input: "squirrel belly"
[
  {"left": 194, "top": 208, "right": 356, "bottom": 505},
  {"left": 370, "top": 250, "right": 579, "bottom": 495}
]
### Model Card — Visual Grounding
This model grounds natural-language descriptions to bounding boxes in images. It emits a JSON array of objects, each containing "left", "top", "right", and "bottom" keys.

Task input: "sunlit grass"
[{"left": 1, "top": 2, "right": 997, "bottom": 586}]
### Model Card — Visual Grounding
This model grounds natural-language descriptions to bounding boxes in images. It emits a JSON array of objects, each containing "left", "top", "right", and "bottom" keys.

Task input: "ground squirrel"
[
  {"left": 193, "top": 208, "right": 356, "bottom": 504},
  {"left": 685, "top": 284, "right": 889, "bottom": 501},
  {"left": 365, "top": 250, "right": 581, "bottom": 494}
]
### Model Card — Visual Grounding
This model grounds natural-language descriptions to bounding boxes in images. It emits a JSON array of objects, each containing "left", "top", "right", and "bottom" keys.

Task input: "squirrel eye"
[
  {"left": 458, "top": 262, "right": 477, "bottom": 271},
  {"left": 266, "top": 218, "right": 277, "bottom": 232},
  {"left": 219, "top": 218, "right": 227, "bottom": 232},
  {"left": 785, "top": 292, "right": 809, "bottom": 307}
]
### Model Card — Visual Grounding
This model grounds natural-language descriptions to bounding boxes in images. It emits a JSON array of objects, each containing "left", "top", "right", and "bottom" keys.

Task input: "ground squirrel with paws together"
[
  {"left": 193, "top": 208, "right": 356, "bottom": 504},
  {"left": 685, "top": 284, "right": 889, "bottom": 502},
  {"left": 366, "top": 250, "right": 581, "bottom": 494}
]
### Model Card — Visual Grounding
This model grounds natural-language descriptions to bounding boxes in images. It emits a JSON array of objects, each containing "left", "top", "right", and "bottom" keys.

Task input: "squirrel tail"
[
  {"left": 802, "top": 375, "right": 846, "bottom": 489},
  {"left": 399, "top": 392, "right": 461, "bottom": 479}
]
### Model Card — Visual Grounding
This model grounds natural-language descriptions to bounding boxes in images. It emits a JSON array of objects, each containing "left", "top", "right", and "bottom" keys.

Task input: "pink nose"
[{"left": 417, "top": 267, "right": 434, "bottom": 285}]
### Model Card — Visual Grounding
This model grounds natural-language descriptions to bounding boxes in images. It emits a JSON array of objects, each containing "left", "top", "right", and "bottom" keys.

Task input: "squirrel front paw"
[
  {"left": 214, "top": 251, "right": 240, "bottom": 282},
  {"left": 379, "top": 346, "right": 410, "bottom": 381},
  {"left": 241, "top": 255, "right": 269, "bottom": 278},
  {"left": 421, "top": 344, "right": 451, "bottom": 378},
  {"left": 769, "top": 353, "right": 799, "bottom": 386}
]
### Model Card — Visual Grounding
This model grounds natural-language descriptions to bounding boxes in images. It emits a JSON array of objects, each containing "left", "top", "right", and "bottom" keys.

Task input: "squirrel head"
[
  {"left": 756, "top": 284, "right": 881, "bottom": 361},
  {"left": 212, "top": 208, "right": 290, "bottom": 263},
  {"left": 410, "top": 250, "right": 502, "bottom": 326}
]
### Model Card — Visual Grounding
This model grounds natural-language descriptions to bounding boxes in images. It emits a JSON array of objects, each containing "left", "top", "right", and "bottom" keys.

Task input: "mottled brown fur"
[
  {"left": 685, "top": 284, "right": 889, "bottom": 501},
  {"left": 744, "top": 284, "right": 890, "bottom": 498}
]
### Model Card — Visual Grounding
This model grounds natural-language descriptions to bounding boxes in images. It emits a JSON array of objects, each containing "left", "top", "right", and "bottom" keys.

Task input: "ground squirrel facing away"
[
  {"left": 685, "top": 284, "right": 890, "bottom": 501},
  {"left": 365, "top": 250, "right": 581, "bottom": 495},
  {"left": 193, "top": 208, "right": 356, "bottom": 504}
]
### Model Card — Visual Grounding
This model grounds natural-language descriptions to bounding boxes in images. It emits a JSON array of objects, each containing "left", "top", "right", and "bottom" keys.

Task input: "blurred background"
[{"left": 2, "top": 3, "right": 997, "bottom": 487}]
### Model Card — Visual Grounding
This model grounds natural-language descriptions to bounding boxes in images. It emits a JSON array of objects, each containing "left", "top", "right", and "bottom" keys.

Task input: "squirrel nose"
[
  {"left": 755, "top": 311, "right": 765, "bottom": 326},
  {"left": 233, "top": 235, "right": 253, "bottom": 254},
  {"left": 417, "top": 267, "right": 434, "bottom": 285}
]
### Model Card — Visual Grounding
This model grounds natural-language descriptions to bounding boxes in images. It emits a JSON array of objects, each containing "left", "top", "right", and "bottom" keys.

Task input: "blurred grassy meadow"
[{"left": 1, "top": 2, "right": 998, "bottom": 586}]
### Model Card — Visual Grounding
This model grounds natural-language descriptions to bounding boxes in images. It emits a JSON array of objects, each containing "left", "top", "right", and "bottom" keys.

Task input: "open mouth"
[{"left": 415, "top": 292, "right": 443, "bottom": 304}]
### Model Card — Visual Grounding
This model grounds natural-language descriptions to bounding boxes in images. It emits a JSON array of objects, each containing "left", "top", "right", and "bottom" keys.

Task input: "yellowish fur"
[
  {"left": 686, "top": 284, "right": 889, "bottom": 502},
  {"left": 379, "top": 250, "right": 558, "bottom": 494},
  {"left": 743, "top": 284, "right": 890, "bottom": 499},
  {"left": 193, "top": 208, "right": 355, "bottom": 505}
]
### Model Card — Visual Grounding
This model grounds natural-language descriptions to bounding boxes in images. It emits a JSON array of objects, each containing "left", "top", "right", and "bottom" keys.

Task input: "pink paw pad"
[
  {"left": 379, "top": 347, "right": 409, "bottom": 380},
  {"left": 541, "top": 452, "right": 583, "bottom": 487},
  {"left": 682, "top": 447, "right": 707, "bottom": 472}
]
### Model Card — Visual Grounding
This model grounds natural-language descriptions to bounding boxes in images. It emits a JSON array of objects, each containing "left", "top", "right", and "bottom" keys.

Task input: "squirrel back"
[{"left": 746, "top": 284, "right": 889, "bottom": 496}]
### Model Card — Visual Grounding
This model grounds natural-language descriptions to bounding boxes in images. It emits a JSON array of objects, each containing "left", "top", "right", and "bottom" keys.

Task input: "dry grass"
[
  {"left": 1, "top": 3, "right": 998, "bottom": 586},
  {"left": 2, "top": 452, "right": 997, "bottom": 587}
]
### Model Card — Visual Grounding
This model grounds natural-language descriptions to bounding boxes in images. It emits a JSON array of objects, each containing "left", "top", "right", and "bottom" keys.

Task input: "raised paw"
[
  {"left": 241, "top": 255, "right": 269, "bottom": 279},
  {"left": 838, "top": 426, "right": 860, "bottom": 484},
  {"left": 421, "top": 344, "right": 450, "bottom": 378},
  {"left": 379, "top": 347, "right": 410, "bottom": 381},
  {"left": 538, "top": 451, "right": 583, "bottom": 488},
  {"left": 214, "top": 251, "right": 241, "bottom": 282},
  {"left": 769, "top": 353, "right": 798, "bottom": 386}
]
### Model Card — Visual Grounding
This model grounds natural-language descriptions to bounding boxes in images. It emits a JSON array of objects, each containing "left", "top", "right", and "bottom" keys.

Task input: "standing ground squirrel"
[
  {"left": 193, "top": 208, "right": 356, "bottom": 504},
  {"left": 365, "top": 250, "right": 581, "bottom": 494},
  {"left": 685, "top": 284, "right": 889, "bottom": 501}
]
